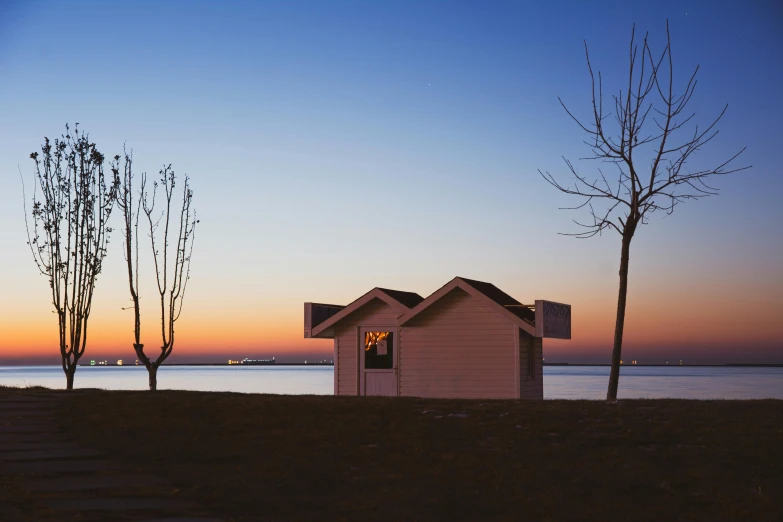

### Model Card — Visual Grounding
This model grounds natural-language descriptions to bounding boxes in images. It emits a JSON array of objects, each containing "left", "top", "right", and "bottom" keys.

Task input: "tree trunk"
[
  {"left": 65, "top": 364, "right": 76, "bottom": 390},
  {"left": 148, "top": 364, "right": 158, "bottom": 391},
  {"left": 606, "top": 232, "right": 633, "bottom": 401}
]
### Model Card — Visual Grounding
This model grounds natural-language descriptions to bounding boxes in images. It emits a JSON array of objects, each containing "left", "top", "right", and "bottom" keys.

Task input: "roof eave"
[
  {"left": 310, "top": 288, "right": 410, "bottom": 337},
  {"left": 399, "top": 277, "right": 537, "bottom": 337}
]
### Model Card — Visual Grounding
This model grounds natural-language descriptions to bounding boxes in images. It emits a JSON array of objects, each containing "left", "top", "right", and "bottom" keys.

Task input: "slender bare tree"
[
  {"left": 116, "top": 153, "right": 197, "bottom": 391},
  {"left": 539, "top": 22, "right": 749, "bottom": 401},
  {"left": 24, "top": 124, "right": 119, "bottom": 389},
  {"left": 114, "top": 150, "right": 143, "bottom": 378}
]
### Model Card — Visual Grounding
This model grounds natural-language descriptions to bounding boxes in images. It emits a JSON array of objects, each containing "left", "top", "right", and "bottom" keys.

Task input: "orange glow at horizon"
[{"left": 3, "top": 286, "right": 780, "bottom": 364}]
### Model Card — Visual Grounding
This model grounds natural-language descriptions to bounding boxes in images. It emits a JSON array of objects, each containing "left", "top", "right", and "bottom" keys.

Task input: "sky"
[{"left": 0, "top": 0, "right": 781, "bottom": 365}]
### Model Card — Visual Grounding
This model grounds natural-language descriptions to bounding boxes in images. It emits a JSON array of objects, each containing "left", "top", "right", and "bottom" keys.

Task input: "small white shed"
[{"left": 305, "top": 277, "right": 570, "bottom": 400}]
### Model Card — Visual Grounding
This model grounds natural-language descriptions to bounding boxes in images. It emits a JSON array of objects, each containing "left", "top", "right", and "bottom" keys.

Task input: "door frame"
[{"left": 358, "top": 325, "right": 399, "bottom": 396}]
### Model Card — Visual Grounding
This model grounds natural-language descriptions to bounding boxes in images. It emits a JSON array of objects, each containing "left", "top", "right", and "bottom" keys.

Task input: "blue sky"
[{"left": 0, "top": 0, "right": 781, "bottom": 363}]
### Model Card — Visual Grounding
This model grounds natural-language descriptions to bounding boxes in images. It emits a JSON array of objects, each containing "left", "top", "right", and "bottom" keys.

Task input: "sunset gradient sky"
[{"left": 1, "top": 0, "right": 781, "bottom": 364}]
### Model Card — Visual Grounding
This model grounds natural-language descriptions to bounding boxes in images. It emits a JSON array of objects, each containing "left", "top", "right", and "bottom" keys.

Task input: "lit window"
[{"left": 365, "top": 331, "right": 393, "bottom": 369}]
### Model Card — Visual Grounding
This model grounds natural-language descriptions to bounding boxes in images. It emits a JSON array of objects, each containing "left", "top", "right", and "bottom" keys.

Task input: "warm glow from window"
[
  {"left": 364, "top": 331, "right": 393, "bottom": 370},
  {"left": 365, "top": 331, "right": 390, "bottom": 351}
]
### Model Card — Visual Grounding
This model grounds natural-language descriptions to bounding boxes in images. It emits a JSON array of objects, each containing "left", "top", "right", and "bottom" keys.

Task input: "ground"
[{"left": 3, "top": 387, "right": 783, "bottom": 521}]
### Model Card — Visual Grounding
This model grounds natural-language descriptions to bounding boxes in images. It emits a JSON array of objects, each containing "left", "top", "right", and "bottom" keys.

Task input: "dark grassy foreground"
[{"left": 41, "top": 392, "right": 783, "bottom": 521}]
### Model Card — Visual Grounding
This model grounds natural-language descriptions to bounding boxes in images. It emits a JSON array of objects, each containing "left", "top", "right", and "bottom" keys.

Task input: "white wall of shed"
[
  {"left": 399, "top": 288, "right": 517, "bottom": 399},
  {"left": 333, "top": 299, "right": 399, "bottom": 396}
]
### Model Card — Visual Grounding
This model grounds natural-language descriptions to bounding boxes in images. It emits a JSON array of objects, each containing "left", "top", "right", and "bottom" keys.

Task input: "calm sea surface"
[{"left": 1, "top": 365, "right": 782, "bottom": 399}]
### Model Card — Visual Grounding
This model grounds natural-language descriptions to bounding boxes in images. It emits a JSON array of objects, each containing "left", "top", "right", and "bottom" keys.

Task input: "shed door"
[{"left": 360, "top": 328, "right": 398, "bottom": 397}]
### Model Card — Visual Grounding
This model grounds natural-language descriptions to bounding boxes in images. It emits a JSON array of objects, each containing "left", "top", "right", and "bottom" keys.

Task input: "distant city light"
[{"left": 229, "top": 358, "right": 279, "bottom": 365}]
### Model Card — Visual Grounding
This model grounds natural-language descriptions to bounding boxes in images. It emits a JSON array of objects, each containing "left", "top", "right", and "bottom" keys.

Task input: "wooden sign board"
[{"left": 535, "top": 300, "right": 571, "bottom": 339}]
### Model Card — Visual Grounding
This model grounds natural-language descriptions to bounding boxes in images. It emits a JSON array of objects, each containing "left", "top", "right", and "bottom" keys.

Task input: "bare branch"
[
  {"left": 538, "top": 21, "right": 750, "bottom": 401},
  {"left": 23, "top": 125, "right": 119, "bottom": 389},
  {"left": 123, "top": 156, "right": 197, "bottom": 390}
]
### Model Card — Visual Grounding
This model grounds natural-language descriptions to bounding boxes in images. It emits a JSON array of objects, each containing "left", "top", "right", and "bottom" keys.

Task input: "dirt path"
[{"left": 0, "top": 390, "right": 223, "bottom": 522}]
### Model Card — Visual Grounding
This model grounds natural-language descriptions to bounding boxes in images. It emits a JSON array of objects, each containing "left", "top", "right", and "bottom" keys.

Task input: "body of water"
[{"left": 1, "top": 365, "right": 782, "bottom": 399}]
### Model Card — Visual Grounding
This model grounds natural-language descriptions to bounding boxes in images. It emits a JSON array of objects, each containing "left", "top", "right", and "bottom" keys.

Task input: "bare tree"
[
  {"left": 24, "top": 124, "right": 119, "bottom": 389},
  {"left": 116, "top": 153, "right": 197, "bottom": 391},
  {"left": 115, "top": 150, "right": 143, "bottom": 380},
  {"left": 539, "top": 22, "right": 749, "bottom": 401}
]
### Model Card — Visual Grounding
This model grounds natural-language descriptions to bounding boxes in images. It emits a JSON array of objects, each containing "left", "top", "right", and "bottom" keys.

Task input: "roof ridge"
[
  {"left": 457, "top": 277, "right": 522, "bottom": 305},
  {"left": 375, "top": 287, "right": 425, "bottom": 309}
]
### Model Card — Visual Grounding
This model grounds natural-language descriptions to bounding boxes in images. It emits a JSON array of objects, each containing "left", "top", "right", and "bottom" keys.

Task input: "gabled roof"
[
  {"left": 399, "top": 277, "right": 536, "bottom": 336},
  {"left": 310, "top": 287, "right": 423, "bottom": 338},
  {"left": 376, "top": 288, "right": 425, "bottom": 309},
  {"left": 459, "top": 277, "right": 535, "bottom": 323}
]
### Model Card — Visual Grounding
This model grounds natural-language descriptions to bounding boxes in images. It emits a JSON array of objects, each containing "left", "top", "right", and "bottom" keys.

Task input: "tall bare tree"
[
  {"left": 116, "top": 153, "right": 197, "bottom": 391},
  {"left": 24, "top": 124, "right": 119, "bottom": 389},
  {"left": 115, "top": 150, "right": 143, "bottom": 378},
  {"left": 539, "top": 22, "right": 749, "bottom": 401}
]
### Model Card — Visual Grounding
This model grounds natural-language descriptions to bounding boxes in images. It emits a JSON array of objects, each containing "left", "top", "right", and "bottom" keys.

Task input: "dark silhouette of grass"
[{"left": 3, "top": 388, "right": 777, "bottom": 521}]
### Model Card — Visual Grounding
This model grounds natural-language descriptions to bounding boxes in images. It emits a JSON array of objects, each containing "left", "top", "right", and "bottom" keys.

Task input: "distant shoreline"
[
  {"left": 542, "top": 363, "right": 783, "bottom": 368},
  {"left": 77, "top": 362, "right": 336, "bottom": 367},
  {"left": 65, "top": 362, "right": 783, "bottom": 368}
]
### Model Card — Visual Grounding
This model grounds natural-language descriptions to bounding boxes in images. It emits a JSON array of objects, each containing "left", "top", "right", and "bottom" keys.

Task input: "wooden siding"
[
  {"left": 400, "top": 288, "right": 517, "bottom": 399},
  {"left": 333, "top": 298, "right": 400, "bottom": 396},
  {"left": 333, "top": 338, "right": 339, "bottom": 395},
  {"left": 519, "top": 331, "right": 543, "bottom": 400}
]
